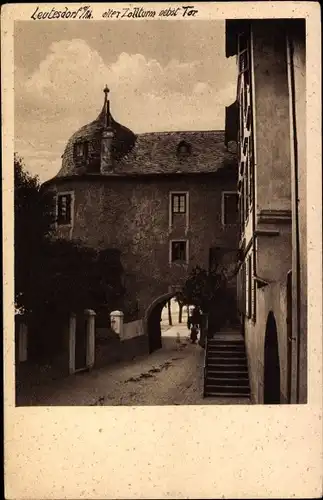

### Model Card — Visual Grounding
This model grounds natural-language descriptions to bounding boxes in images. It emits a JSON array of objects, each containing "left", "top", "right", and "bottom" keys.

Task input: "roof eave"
[{"left": 225, "top": 19, "right": 251, "bottom": 57}]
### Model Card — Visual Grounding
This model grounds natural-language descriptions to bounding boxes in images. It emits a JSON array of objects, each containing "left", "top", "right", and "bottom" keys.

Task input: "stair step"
[
  {"left": 207, "top": 363, "right": 248, "bottom": 370},
  {"left": 209, "top": 338, "right": 244, "bottom": 341},
  {"left": 207, "top": 347, "right": 246, "bottom": 356},
  {"left": 207, "top": 353, "right": 247, "bottom": 358},
  {"left": 208, "top": 350, "right": 246, "bottom": 356},
  {"left": 208, "top": 340, "right": 244, "bottom": 345},
  {"left": 206, "top": 357, "right": 247, "bottom": 366},
  {"left": 206, "top": 371, "right": 249, "bottom": 378},
  {"left": 204, "top": 385, "right": 250, "bottom": 394},
  {"left": 204, "top": 392, "right": 250, "bottom": 398},
  {"left": 206, "top": 377, "right": 249, "bottom": 386},
  {"left": 208, "top": 345, "right": 245, "bottom": 349}
]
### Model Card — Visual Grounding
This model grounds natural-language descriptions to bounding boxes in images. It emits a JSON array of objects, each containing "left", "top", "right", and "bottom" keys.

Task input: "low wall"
[
  {"left": 122, "top": 319, "right": 144, "bottom": 340},
  {"left": 94, "top": 323, "right": 148, "bottom": 369}
]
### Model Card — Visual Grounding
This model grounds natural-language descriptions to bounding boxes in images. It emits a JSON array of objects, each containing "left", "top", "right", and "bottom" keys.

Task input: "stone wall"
[
  {"left": 53, "top": 172, "right": 239, "bottom": 316},
  {"left": 253, "top": 22, "right": 292, "bottom": 213},
  {"left": 123, "top": 319, "right": 144, "bottom": 340},
  {"left": 94, "top": 324, "right": 147, "bottom": 369}
]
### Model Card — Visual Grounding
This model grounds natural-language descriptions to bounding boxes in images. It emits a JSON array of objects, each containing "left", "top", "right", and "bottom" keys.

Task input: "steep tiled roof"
[
  {"left": 116, "top": 130, "right": 236, "bottom": 175},
  {"left": 55, "top": 106, "right": 236, "bottom": 179}
]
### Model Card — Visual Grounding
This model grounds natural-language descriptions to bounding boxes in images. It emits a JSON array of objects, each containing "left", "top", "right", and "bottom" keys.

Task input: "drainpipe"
[
  {"left": 287, "top": 32, "right": 301, "bottom": 403},
  {"left": 249, "top": 25, "right": 257, "bottom": 317}
]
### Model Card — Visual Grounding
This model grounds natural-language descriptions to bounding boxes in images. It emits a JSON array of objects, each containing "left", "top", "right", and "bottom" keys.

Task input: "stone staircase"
[{"left": 203, "top": 331, "right": 250, "bottom": 398}]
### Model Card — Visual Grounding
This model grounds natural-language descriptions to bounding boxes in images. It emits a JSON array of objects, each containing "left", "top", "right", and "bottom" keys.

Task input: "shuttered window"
[{"left": 57, "top": 194, "right": 73, "bottom": 225}]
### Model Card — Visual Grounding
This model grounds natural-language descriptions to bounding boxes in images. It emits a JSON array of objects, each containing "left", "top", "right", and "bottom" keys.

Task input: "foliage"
[
  {"left": 178, "top": 265, "right": 225, "bottom": 313},
  {"left": 178, "top": 263, "right": 238, "bottom": 331},
  {"left": 14, "top": 154, "right": 56, "bottom": 313},
  {"left": 14, "top": 155, "right": 125, "bottom": 321}
]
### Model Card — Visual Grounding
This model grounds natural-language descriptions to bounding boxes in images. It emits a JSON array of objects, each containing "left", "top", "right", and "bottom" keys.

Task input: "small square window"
[
  {"left": 171, "top": 241, "right": 187, "bottom": 263},
  {"left": 57, "top": 194, "right": 72, "bottom": 225},
  {"left": 172, "top": 193, "right": 186, "bottom": 214}
]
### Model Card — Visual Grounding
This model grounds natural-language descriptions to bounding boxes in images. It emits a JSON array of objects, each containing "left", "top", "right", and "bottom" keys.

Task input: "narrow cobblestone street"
[{"left": 17, "top": 323, "right": 250, "bottom": 406}]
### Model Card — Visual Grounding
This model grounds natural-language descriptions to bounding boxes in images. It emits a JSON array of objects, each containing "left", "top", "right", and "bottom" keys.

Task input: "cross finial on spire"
[{"left": 103, "top": 85, "right": 110, "bottom": 98}]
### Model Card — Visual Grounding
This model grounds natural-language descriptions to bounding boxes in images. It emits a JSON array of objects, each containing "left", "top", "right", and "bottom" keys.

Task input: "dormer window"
[
  {"left": 177, "top": 140, "right": 191, "bottom": 159},
  {"left": 74, "top": 141, "right": 88, "bottom": 165}
]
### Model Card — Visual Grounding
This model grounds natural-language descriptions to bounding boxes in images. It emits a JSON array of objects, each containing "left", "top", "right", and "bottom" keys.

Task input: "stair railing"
[
  {"left": 202, "top": 315, "right": 209, "bottom": 397},
  {"left": 203, "top": 335, "right": 208, "bottom": 397}
]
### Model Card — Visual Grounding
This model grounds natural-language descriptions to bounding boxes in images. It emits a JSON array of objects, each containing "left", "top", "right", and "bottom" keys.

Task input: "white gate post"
[
  {"left": 69, "top": 313, "right": 76, "bottom": 374},
  {"left": 85, "top": 309, "right": 96, "bottom": 369},
  {"left": 110, "top": 310, "right": 124, "bottom": 339}
]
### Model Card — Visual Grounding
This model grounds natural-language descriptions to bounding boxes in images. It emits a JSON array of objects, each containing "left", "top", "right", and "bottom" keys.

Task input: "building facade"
[
  {"left": 225, "top": 19, "right": 306, "bottom": 403},
  {"left": 43, "top": 88, "right": 239, "bottom": 354}
]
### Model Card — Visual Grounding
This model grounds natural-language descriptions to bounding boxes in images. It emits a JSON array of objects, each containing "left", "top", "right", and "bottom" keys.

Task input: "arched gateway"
[
  {"left": 264, "top": 311, "right": 281, "bottom": 404},
  {"left": 144, "top": 293, "right": 174, "bottom": 353}
]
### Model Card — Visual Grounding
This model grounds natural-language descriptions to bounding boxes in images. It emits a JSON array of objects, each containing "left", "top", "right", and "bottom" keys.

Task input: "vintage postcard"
[{"left": 2, "top": 1, "right": 322, "bottom": 498}]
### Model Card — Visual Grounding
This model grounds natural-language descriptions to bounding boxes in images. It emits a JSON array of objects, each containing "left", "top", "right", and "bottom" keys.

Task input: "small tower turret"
[{"left": 101, "top": 85, "right": 114, "bottom": 173}]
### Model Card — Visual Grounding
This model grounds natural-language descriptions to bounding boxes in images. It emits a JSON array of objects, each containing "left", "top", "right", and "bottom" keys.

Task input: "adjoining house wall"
[
  {"left": 290, "top": 29, "right": 307, "bottom": 403},
  {"left": 227, "top": 19, "right": 307, "bottom": 404},
  {"left": 244, "top": 227, "right": 292, "bottom": 403},
  {"left": 53, "top": 174, "right": 239, "bottom": 319},
  {"left": 252, "top": 22, "right": 292, "bottom": 213},
  {"left": 244, "top": 23, "right": 293, "bottom": 403}
]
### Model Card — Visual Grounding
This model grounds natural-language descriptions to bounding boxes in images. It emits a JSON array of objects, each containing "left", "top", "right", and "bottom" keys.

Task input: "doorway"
[
  {"left": 264, "top": 311, "right": 281, "bottom": 404},
  {"left": 147, "top": 301, "right": 164, "bottom": 353},
  {"left": 286, "top": 271, "right": 293, "bottom": 403}
]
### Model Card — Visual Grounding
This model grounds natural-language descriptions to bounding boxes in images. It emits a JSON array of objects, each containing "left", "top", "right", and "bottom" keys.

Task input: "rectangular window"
[
  {"left": 246, "top": 156, "right": 250, "bottom": 211},
  {"left": 74, "top": 141, "right": 89, "bottom": 165},
  {"left": 249, "top": 140, "right": 254, "bottom": 207},
  {"left": 238, "top": 50, "right": 249, "bottom": 74},
  {"left": 171, "top": 193, "right": 187, "bottom": 214},
  {"left": 222, "top": 192, "right": 239, "bottom": 226},
  {"left": 239, "top": 193, "right": 243, "bottom": 237},
  {"left": 57, "top": 193, "right": 72, "bottom": 225},
  {"left": 246, "top": 105, "right": 252, "bottom": 131},
  {"left": 251, "top": 255, "right": 256, "bottom": 321},
  {"left": 171, "top": 241, "right": 187, "bottom": 263},
  {"left": 244, "top": 175, "right": 248, "bottom": 223},
  {"left": 240, "top": 183, "right": 245, "bottom": 230}
]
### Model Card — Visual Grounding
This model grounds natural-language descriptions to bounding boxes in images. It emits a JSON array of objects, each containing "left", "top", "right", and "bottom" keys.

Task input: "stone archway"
[
  {"left": 264, "top": 311, "right": 281, "bottom": 404},
  {"left": 144, "top": 292, "right": 174, "bottom": 354}
]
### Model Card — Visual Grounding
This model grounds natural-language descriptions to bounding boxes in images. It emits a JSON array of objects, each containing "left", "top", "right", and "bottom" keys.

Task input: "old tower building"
[
  {"left": 225, "top": 19, "right": 306, "bottom": 404},
  {"left": 44, "top": 87, "right": 239, "bottom": 355}
]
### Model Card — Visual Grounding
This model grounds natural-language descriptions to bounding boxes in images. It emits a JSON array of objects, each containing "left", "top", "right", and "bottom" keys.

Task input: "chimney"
[{"left": 101, "top": 85, "right": 114, "bottom": 173}]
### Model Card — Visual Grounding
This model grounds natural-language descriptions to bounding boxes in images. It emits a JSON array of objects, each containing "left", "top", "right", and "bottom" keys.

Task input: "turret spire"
[
  {"left": 101, "top": 85, "right": 114, "bottom": 173},
  {"left": 103, "top": 85, "right": 111, "bottom": 128}
]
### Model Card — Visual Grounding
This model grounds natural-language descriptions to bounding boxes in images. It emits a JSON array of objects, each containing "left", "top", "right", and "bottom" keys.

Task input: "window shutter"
[{"left": 66, "top": 195, "right": 71, "bottom": 224}]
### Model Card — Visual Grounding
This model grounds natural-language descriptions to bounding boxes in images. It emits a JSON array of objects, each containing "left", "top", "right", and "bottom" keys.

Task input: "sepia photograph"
[
  {"left": 13, "top": 16, "right": 307, "bottom": 407},
  {"left": 3, "top": 3, "right": 322, "bottom": 499}
]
